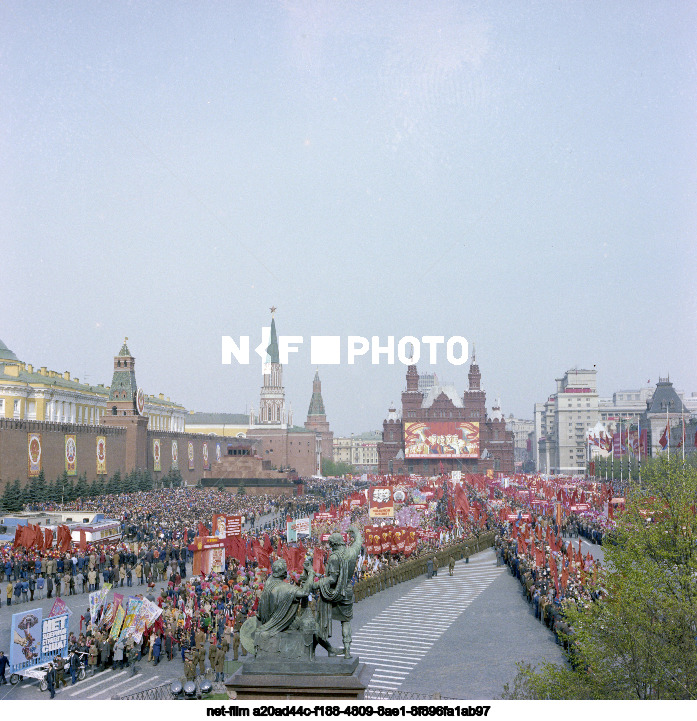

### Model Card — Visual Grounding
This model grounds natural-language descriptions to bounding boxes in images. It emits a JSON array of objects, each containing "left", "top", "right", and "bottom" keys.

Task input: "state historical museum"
[{"left": 377, "top": 353, "right": 514, "bottom": 476}]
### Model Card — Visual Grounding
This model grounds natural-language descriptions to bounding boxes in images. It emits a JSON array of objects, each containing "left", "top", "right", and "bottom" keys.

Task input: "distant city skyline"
[{"left": 3, "top": 2, "right": 695, "bottom": 436}]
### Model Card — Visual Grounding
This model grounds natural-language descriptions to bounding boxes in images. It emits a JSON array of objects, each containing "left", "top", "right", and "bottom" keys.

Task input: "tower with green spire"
[
  {"left": 107, "top": 337, "right": 138, "bottom": 415},
  {"left": 304, "top": 369, "right": 333, "bottom": 461},
  {"left": 101, "top": 337, "right": 149, "bottom": 471}
]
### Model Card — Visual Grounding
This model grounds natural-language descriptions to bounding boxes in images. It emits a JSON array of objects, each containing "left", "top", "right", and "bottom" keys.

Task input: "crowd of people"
[{"left": 1, "top": 471, "right": 616, "bottom": 691}]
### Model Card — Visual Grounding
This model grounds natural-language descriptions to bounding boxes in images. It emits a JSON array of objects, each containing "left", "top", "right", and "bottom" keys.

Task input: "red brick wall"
[{"left": 0, "top": 419, "right": 126, "bottom": 491}]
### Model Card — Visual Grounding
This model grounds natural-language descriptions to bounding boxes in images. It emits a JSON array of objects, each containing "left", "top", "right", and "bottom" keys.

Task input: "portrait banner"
[
  {"left": 171, "top": 440, "right": 178, "bottom": 469},
  {"left": 369, "top": 486, "right": 394, "bottom": 518},
  {"left": 404, "top": 421, "right": 480, "bottom": 458},
  {"left": 216, "top": 442, "right": 221, "bottom": 463},
  {"left": 188, "top": 441, "right": 195, "bottom": 470},
  {"left": 153, "top": 439, "right": 161, "bottom": 472},
  {"left": 28, "top": 433, "right": 42, "bottom": 477},
  {"left": 203, "top": 441, "right": 210, "bottom": 470},
  {"left": 65, "top": 434, "right": 77, "bottom": 475},
  {"left": 96, "top": 436, "right": 107, "bottom": 475},
  {"left": 212, "top": 514, "right": 227, "bottom": 539}
]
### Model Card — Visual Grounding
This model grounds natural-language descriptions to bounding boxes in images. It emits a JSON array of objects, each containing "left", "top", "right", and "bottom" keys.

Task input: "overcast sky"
[{"left": 2, "top": 1, "right": 696, "bottom": 436}]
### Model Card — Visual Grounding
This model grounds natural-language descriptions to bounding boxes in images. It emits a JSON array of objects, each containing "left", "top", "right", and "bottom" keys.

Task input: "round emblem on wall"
[{"left": 136, "top": 387, "right": 146, "bottom": 416}]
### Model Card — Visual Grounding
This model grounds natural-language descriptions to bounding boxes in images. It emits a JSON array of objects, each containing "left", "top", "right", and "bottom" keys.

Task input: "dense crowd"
[{"left": 1, "top": 472, "right": 615, "bottom": 686}]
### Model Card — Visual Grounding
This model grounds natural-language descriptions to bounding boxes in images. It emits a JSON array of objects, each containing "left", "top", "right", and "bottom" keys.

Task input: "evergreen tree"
[
  {"left": 35, "top": 469, "right": 47, "bottom": 504},
  {"left": 107, "top": 470, "right": 122, "bottom": 496},
  {"left": 0, "top": 480, "right": 12, "bottom": 512},
  {"left": 139, "top": 469, "right": 153, "bottom": 492},
  {"left": 74, "top": 473, "right": 89, "bottom": 500},
  {"left": 3, "top": 478, "right": 23, "bottom": 513},
  {"left": 63, "top": 476, "right": 75, "bottom": 503},
  {"left": 125, "top": 471, "right": 138, "bottom": 494},
  {"left": 45, "top": 479, "right": 56, "bottom": 504},
  {"left": 89, "top": 477, "right": 103, "bottom": 498},
  {"left": 170, "top": 468, "right": 183, "bottom": 488}
]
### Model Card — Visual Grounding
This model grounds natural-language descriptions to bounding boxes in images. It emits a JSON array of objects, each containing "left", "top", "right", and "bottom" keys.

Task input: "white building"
[{"left": 534, "top": 369, "right": 600, "bottom": 474}]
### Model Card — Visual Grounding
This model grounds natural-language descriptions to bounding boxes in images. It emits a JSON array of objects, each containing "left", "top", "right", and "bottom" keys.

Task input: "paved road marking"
[
  {"left": 354, "top": 549, "right": 504, "bottom": 691},
  {"left": 66, "top": 669, "right": 128, "bottom": 696},
  {"left": 86, "top": 673, "right": 160, "bottom": 699}
]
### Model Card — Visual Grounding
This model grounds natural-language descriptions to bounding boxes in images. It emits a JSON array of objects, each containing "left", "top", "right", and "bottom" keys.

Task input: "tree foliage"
[
  {"left": 321, "top": 458, "right": 356, "bottom": 477},
  {"left": 502, "top": 455, "right": 697, "bottom": 700}
]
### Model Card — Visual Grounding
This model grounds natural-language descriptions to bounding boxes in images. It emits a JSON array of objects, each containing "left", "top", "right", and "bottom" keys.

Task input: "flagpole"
[
  {"left": 627, "top": 418, "right": 631, "bottom": 483},
  {"left": 637, "top": 415, "right": 642, "bottom": 484},
  {"left": 619, "top": 417, "right": 623, "bottom": 488},
  {"left": 682, "top": 408, "right": 685, "bottom": 463}
]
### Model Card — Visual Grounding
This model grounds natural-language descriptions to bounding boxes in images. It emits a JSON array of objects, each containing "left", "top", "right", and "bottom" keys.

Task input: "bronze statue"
[{"left": 312, "top": 525, "right": 362, "bottom": 659}]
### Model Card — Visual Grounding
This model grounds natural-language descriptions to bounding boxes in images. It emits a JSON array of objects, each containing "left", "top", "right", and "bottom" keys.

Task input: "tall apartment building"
[{"left": 535, "top": 369, "right": 600, "bottom": 474}]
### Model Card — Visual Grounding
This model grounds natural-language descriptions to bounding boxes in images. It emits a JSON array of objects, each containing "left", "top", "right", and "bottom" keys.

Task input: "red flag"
[
  {"left": 549, "top": 554, "right": 559, "bottom": 594},
  {"left": 13, "top": 525, "right": 22, "bottom": 548},
  {"left": 197, "top": 522, "right": 209, "bottom": 537},
  {"left": 659, "top": 422, "right": 669, "bottom": 450},
  {"left": 404, "top": 527, "right": 417, "bottom": 557},
  {"left": 24, "top": 525, "right": 34, "bottom": 550},
  {"left": 255, "top": 546, "right": 270, "bottom": 571},
  {"left": 313, "top": 547, "right": 326, "bottom": 574},
  {"left": 79, "top": 530, "right": 88, "bottom": 552},
  {"left": 59, "top": 525, "right": 72, "bottom": 552},
  {"left": 380, "top": 527, "right": 393, "bottom": 554},
  {"left": 44, "top": 527, "right": 53, "bottom": 549},
  {"left": 263, "top": 533, "right": 273, "bottom": 554}
]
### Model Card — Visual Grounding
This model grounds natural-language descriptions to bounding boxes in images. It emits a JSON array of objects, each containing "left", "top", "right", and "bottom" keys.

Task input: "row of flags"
[{"left": 13, "top": 523, "right": 88, "bottom": 553}]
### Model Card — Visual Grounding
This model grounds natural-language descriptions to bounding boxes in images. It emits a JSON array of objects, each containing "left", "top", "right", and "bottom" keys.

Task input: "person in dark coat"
[
  {"left": 46, "top": 662, "right": 56, "bottom": 698},
  {"left": 0, "top": 650, "right": 9, "bottom": 684},
  {"left": 164, "top": 632, "right": 173, "bottom": 661},
  {"left": 152, "top": 634, "right": 162, "bottom": 665}
]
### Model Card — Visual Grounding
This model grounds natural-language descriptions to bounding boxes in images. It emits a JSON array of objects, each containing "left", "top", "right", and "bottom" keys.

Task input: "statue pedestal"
[{"left": 225, "top": 656, "right": 373, "bottom": 700}]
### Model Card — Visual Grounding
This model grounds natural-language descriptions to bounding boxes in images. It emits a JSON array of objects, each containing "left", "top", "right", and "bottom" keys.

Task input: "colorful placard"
[
  {"left": 65, "top": 434, "right": 77, "bottom": 475},
  {"left": 28, "top": 433, "right": 42, "bottom": 477}
]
